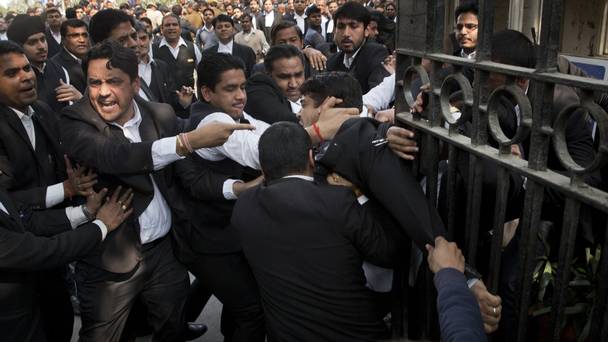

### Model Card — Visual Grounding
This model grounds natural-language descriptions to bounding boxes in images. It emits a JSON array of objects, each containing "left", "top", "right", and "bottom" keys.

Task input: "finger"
[
  {"left": 485, "top": 294, "right": 502, "bottom": 307},
  {"left": 392, "top": 150, "right": 415, "bottom": 161},
  {"left": 388, "top": 135, "right": 417, "bottom": 147},
  {"left": 79, "top": 180, "right": 98, "bottom": 189},
  {"left": 425, "top": 244, "right": 433, "bottom": 253},
  {"left": 110, "top": 186, "right": 123, "bottom": 202},
  {"left": 392, "top": 127, "right": 415, "bottom": 139},
  {"left": 98, "top": 188, "right": 108, "bottom": 198},
  {"left": 230, "top": 123, "right": 255, "bottom": 131},
  {"left": 319, "top": 96, "right": 341, "bottom": 111},
  {"left": 118, "top": 188, "right": 133, "bottom": 203},
  {"left": 123, "top": 192, "right": 134, "bottom": 207},
  {"left": 435, "top": 236, "right": 446, "bottom": 245},
  {"left": 64, "top": 155, "right": 74, "bottom": 171}
]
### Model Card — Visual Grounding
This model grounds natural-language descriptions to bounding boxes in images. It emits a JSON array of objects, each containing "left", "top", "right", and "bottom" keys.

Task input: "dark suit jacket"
[
  {"left": 256, "top": 10, "right": 281, "bottom": 42},
  {"left": 147, "top": 58, "right": 190, "bottom": 118},
  {"left": 50, "top": 48, "right": 86, "bottom": 93},
  {"left": 326, "top": 40, "right": 389, "bottom": 93},
  {"left": 282, "top": 13, "right": 309, "bottom": 33},
  {"left": 244, "top": 72, "right": 298, "bottom": 124},
  {"left": 45, "top": 29, "right": 62, "bottom": 59},
  {"left": 59, "top": 96, "right": 196, "bottom": 273},
  {"left": 0, "top": 101, "right": 66, "bottom": 208},
  {"left": 202, "top": 41, "right": 257, "bottom": 78},
  {"left": 317, "top": 118, "right": 445, "bottom": 250},
  {"left": 0, "top": 190, "right": 102, "bottom": 342},
  {"left": 232, "top": 177, "right": 396, "bottom": 341}
]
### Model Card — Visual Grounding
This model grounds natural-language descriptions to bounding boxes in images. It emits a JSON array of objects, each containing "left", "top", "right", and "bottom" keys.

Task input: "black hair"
[
  {"left": 212, "top": 14, "right": 234, "bottom": 27},
  {"left": 134, "top": 21, "right": 151, "bottom": 37},
  {"left": 299, "top": 71, "right": 363, "bottom": 111},
  {"left": 171, "top": 5, "right": 183, "bottom": 16},
  {"left": 0, "top": 40, "right": 25, "bottom": 58},
  {"left": 305, "top": 4, "right": 320, "bottom": 17},
  {"left": 162, "top": 13, "right": 181, "bottom": 26},
  {"left": 84, "top": 40, "right": 139, "bottom": 81},
  {"left": 333, "top": 1, "right": 371, "bottom": 28},
  {"left": 270, "top": 21, "right": 303, "bottom": 45},
  {"left": 202, "top": 7, "right": 215, "bottom": 15},
  {"left": 140, "top": 16, "right": 153, "bottom": 28},
  {"left": 491, "top": 29, "right": 535, "bottom": 68},
  {"left": 264, "top": 44, "right": 304, "bottom": 73},
  {"left": 196, "top": 52, "right": 245, "bottom": 91},
  {"left": 454, "top": 1, "right": 478, "bottom": 22},
  {"left": 240, "top": 13, "right": 253, "bottom": 22},
  {"left": 89, "top": 9, "right": 135, "bottom": 44},
  {"left": 119, "top": 3, "right": 131, "bottom": 10},
  {"left": 259, "top": 121, "right": 312, "bottom": 181},
  {"left": 60, "top": 19, "right": 87, "bottom": 38},
  {"left": 65, "top": 7, "right": 77, "bottom": 19}
]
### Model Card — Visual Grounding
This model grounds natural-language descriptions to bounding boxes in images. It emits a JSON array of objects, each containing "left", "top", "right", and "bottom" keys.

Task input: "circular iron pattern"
[
  {"left": 439, "top": 72, "right": 473, "bottom": 126},
  {"left": 402, "top": 64, "right": 430, "bottom": 109},
  {"left": 553, "top": 100, "right": 608, "bottom": 174},
  {"left": 486, "top": 84, "right": 532, "bottom": 147}
]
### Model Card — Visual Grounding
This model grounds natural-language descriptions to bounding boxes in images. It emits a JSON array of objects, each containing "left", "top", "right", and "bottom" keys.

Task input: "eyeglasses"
[{"left": 455, "top": 23, "right": 478, "bottom": 31}]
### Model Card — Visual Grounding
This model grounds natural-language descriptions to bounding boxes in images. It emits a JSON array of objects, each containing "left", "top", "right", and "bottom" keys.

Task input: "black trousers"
[
  {"left": 186, "top": 251, "right": 265, "bottom": 342},
  {"left": 76, "top": 236, "right": 189, "bottom": 342},
  {"left": 38, "top": 268, "right": 74, "bottom": 342}
]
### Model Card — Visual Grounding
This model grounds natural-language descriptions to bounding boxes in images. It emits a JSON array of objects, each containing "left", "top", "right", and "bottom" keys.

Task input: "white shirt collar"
[
  {"left": 218, "top": 39, "right": 234, "bottom": 54},
  {"left": 109, "top": 101, "right": 142, "bottom": 129},
  {"left": 282, "top": 175, "right": 313, "bottom": 181},
  {"left": 343, "top": 42, "right": 364, "bottom": 69},
  {"left": 159, "top": 36, "right": 188, "bottom": 49},
  {"left": 9, "top": 106, "right": 34, "bottom": 119},
  {"left": 294, "top": 12, "right": 306, "bottom": 19},
  {"left": 460, "top": 49, "right": 476, "bottom": 59}
]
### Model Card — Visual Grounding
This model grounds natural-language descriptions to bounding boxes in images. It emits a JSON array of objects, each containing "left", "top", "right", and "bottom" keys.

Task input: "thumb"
[
  {"left": 425, "top": 244, "right": 433, "bottom": 253},
  {"left": 59, "top": 78, "right": 66, "bottom": 85},
  {"left": 319, "top": 96, "right": 342, "bottom": 112}
]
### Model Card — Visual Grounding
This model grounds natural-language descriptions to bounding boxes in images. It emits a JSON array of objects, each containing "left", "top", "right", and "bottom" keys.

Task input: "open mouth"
[{"left": 98, "top": 99, "right": 119, "bottom": 112}]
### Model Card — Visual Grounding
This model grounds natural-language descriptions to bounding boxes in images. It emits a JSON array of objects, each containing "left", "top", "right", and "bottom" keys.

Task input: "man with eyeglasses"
[{"left": 454, "top": 1, "right": 479, "bottom": 59}]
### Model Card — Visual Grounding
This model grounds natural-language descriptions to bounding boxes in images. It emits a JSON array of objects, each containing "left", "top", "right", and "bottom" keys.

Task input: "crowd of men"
[{"left": 2, "top": 0, "right": 604, "bottom": 341}]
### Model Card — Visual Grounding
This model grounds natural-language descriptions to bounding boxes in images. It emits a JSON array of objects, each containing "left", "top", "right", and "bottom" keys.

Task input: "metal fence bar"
[
  {"left": 487, "top": 165, "right": 510, "bottom": 293},
  {"left": 549, "top": 198, "right": 581, "bottom": 341}
]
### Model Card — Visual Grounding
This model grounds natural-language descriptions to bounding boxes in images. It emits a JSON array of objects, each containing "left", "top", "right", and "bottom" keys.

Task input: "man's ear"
[
  {"left": 201, "top": 85, "right": 213, "bottom": 102},
  {"left": 132, "top": 76, "right": 141, "bottom": 93}
]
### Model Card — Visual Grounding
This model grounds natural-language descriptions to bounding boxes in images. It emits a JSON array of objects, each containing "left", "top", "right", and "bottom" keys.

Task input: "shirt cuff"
[
  {"left": 46, "top": 182, "right": 65, "bottom": 208},
  {"left": 65, "top": 205, "right": 89, "bottom": 229},
  {"left": 92, "top": 219, "right": 108, "bottom": 241},
  {"left": 151, "top": 137, "right": 185, "bottom": 171},
  {"left": 223, "top": 179, "right": 243, "bottom": 200},
  {"left": 467, "top": 278, "right": 479, "bottom": 289},
  {"left": 357, "top": 194, "right": 369, "bottom": 205}
]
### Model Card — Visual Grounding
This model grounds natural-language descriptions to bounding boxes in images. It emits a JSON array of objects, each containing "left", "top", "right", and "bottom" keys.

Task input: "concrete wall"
[{"left": 560, "top": 0, "right": 605, "bottom": 57}]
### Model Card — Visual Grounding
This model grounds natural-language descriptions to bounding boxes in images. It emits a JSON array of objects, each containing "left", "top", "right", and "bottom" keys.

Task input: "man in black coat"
[
  {"left": 59, "top": 41, "right": 252, "bottom": 342},
  {"left": 0, "top": 188, "right": 132, "bottom": 342},
  {"left": 245, "top": 44, "right": 304, "bottom": 123},
  {"left": 50, "top": 19, "right": 90, "bottom": 93},
  {"left": 44, "top": 7, "right": 63, "bottom": 58},
  {"left": 0, "top": 40, "right": 99, "bottom": 342},
  {"left": 202, "top": 14, "right": 257, "bottom": 78},
  {"left": 232, "top": 121, "right": 398, "bottom": 341},
  {"left": 7, "top": 15, "right": 82, "bottom": 112},
  {"left": 325, "top": 2, "right": 389, "bottom": 93}
]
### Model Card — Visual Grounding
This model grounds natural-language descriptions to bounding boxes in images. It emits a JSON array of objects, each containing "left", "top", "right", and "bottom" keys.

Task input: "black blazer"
[
  {"left": 244, "top": 72, "right": 298, "bottom": 124},
  {"left": 50, "top": 48, "right": 86, "bottom": 93},
  {"left": 317, "top": 118, "right": 445, "bottom": 250},
  {"left": 326, "top": 40, "right": 389, "bottom": 93},
  {"left": 203, "top": 41, "right": 257, "bottom": 78},
  {"left": 59, "top": 96, "right": 198, "bottom": 273},
  {"left": 282, "top": 13, "right": 309, "bottom": 33},
  {"left": 0, "top": 101, "right": 66, "bottom": 208},
  {"left": 232, "top": 177, "right": 396, "bottom": 341},
  {"left": 45, "top": 29, "right": 62, "bottom": 59},
  {"left": 0, "top": 190, "right": 101, "bottom": 342},
  {"left": 147, "top": 58, "right": 190, "bottom": 118}
]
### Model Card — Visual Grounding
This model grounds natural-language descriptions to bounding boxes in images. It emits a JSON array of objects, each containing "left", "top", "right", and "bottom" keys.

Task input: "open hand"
[
  {"left": 186, "top": 121, "right": 255, "bottom": 151},
  {"left": 387, "top": 126, "right": 418, "bottom": 160},
  {"left": 471, "top": 280, "right": 502, "bottom": 333},
  {"left": 96, "top": 186, "right": 134, "bottom": 232},
  {"left": 56, "top": 79, "right": 83, "bottom": 102},
  {"left": 64, "top": 155, "right": 98, "bottom": 198},
  {"left": 303, "top": 46, "right": 327, "bottom": 71}
]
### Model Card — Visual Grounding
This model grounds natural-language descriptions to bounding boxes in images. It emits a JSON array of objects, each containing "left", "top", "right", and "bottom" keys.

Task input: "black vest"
[
  {"left": 186, "top": 101, "right": 261, "bottom": 253},
  {"left": 152, "top": 41, "right": 196, "bottom": 89}
]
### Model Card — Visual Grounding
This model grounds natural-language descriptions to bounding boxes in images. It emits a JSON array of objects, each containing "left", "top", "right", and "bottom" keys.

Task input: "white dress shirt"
[
  {"left": 320, "top": 15, "right": 329, "bottom": 39},
  {"left": 363, "top": 73, "right": 395, "bottom": 112},
  {"left": 0, "top": 32, "right": 7, "bottom": 40},
  {"left": 293, "top": 13, "right": 306, "bottom": 33},
  {"left": 264, "top": 10, "right": 275, "bottom": 27},
  {"left": 343, "top": 43, "right": 363, "bottom": 69},
  {"left": 51, "top": 30, "right": 61, "bottom": 45},
  {"left": 158, "top": 36, "right": 202, "bottom": 64},
  {"left": 138, "top": 59, "right": 153, "bottom": 87},
  {"left": 289, "top": 99, "right": 302, "bottom": 114},
  {"left": 217, "top": 39, "right": 234, "bottom": 54},
  {"left": 109, "top": 101, "right": 184, "bottom": 244},
  {"left": 195, "top": 112, "right": 270, "bottom": 199}
]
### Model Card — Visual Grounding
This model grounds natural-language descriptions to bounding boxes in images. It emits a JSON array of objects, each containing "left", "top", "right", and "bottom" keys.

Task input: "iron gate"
[{"left": 391, "top": 0, "right": 608, "bottom": 341}]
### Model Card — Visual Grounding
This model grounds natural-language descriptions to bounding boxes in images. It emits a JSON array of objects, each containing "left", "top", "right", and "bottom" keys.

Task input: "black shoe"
[{"left": 185, "top": 322, "right": 208, "bottom": 341}]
